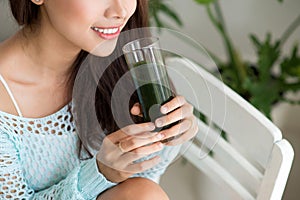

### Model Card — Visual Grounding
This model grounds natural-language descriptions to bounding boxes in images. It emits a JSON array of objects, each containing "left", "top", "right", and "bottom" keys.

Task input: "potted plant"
[{"left": 148, "top": 0, "right": 300, "bottom": 120}]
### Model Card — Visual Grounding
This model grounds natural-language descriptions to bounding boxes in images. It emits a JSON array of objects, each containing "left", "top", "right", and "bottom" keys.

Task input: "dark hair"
[
  {"left": 9, "top": 0, "right": 150, "bottom": 157},
  {"left": 9, "top": 0, "right": 40, "bottom": 26}
]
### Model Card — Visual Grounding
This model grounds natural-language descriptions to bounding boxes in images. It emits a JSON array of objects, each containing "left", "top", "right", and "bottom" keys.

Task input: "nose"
[{"left": 104, "top": 0, "right": 127, "bottom": 20}]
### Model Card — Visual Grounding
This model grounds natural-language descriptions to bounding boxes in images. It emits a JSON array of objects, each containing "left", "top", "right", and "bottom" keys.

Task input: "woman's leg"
[{"left": 97, "top": 177, "right": 169, "bottom": 200}]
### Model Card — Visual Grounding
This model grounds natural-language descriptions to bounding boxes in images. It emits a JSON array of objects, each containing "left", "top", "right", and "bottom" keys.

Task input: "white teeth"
[{"left": 92, "top": 27, "right": 118, "bottom": 34}]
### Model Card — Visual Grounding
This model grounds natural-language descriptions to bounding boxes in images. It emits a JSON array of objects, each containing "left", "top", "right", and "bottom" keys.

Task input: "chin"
[{"left": 89, "top": 39, "right": 118, "bottom": 57}]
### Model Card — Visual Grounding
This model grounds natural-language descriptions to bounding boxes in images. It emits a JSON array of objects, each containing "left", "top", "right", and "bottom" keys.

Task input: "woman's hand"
[
  {"left": 96, "top": 121, "right": 165, "bottom": 183},
  {"left": 132, "top": 96, "right": 198, "bottom": 146},
  {"left": 158, "top": 96, "right": 198, "bottom": 145}
]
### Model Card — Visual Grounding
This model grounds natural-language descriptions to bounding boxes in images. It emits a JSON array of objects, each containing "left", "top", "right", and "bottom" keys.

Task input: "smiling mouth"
[
  {"left": 91, "top": 27, "right": 119, "bottom": 34},
  {"left": 91, "top": 26, "right": 122, "bottom": 40}
]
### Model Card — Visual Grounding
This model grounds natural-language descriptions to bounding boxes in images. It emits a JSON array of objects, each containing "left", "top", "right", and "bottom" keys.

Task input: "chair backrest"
[{"left": 166, "top": 57, "right": 294, "bottom": 200}]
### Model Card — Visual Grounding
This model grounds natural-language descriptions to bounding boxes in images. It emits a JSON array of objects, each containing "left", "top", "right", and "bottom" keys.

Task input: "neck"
[
  {"left": 18, "top": 27, "right": 81, "bottom": 80},
  {"left": 1, "top": 8, "right": 86, "bottom": 88}
]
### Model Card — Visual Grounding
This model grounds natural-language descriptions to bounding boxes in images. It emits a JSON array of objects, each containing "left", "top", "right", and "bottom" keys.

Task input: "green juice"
[
  {"left": 123, "top": 37, "right": 179, "bottom": 142},
  {"left": 130, "top": 61, "right": 179, "bottom": 137},
  {"left": 136, "top": 83, "right": 174, "bottom": 122}
]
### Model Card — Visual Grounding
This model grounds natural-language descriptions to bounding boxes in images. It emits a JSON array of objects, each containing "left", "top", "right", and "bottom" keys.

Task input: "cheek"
[
  {"left": 43, "top": 0, "right": 138, "bottom": 54},
  {"left": 44, "top": 1, "right": 98, "bottom": 36},
  {"left": 128, "top": 0, "right": 138, "bottom": 17},
  {"left": 43, "top": 0, "right": 102, "bottom": 50}
]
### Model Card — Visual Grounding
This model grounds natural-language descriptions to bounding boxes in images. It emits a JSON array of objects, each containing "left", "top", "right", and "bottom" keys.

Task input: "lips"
[{"left": 91, "top": 26, "right": 122, "bottom": 40}]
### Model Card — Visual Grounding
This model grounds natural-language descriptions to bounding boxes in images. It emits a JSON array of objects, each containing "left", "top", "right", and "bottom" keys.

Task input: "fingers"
[
  {"left": 98, "top": 96, "right": 197, "bottom": 182},
  {"left": 133, "top": 131, "right": 160, "bottom": 139},
  {"left": 164, "top": 118, "right": 199, "bottom": 146},
  {"left": 108, "top": 122, "right": 156, "bottom": 143},
  {"left": 131, "top": 103, "right": 143, "bottom": 117},
  {"left": 118, "top": 134, "right": 164, "bottom": 153},
  {"left": 131, "top": 103, "right": 142, "bottom": 115},
  {"left": 155, "top": 103, "right": 193, "bottom": 128},
  {"left": 159, "top": 119, "right": 192, "bottom": 139},
  {"left": 99, "top": 140, "right": 163, "bottom": 174},
  {"left": 97, "top": 118, "right": 166, "bottom": 182},
  {"left": 154, "top": 96, "right": 197, "bottom": 145},
  {"left": 160, "top": 96, "right": 186, "bottom": 114},
  {"left": 123, "top": 122, "right": 156, "bottom": 136},
  {"left": 125, "top": 156, "right": 161, "bottom": 174},
  {"left": 121, "top": 142, "right": 163, "bottom": 163}
]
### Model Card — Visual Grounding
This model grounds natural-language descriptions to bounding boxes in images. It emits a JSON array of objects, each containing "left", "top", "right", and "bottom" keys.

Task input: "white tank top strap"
[{"left": 0, "top": 74, "right": 23, "bottom": 117}]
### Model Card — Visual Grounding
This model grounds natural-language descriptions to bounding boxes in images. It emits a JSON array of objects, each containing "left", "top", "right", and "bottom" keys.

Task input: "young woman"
[{"left": 0, "top": 0, "right": 198, "bottom": 199}]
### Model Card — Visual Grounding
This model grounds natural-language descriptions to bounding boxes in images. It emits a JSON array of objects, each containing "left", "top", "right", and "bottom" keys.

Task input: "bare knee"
[{"left": 98, "top": 177, "right": 169, "bottom": 200}]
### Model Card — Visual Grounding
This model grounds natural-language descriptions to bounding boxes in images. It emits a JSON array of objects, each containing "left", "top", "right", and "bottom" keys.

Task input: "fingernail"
[
  {"left": 161, "top": 106, "right": 167, "bottom": 114},
  {"left": 149, "top": 124, "right": 155, "bottom": 130},
  {"left": 156, "top": 119, "right": 163, "bottom": 127}
]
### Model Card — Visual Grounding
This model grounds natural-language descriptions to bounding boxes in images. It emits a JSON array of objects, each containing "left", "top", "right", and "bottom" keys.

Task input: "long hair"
[{"left": 9, "top": 0, "right": 150, "bottom": 157}]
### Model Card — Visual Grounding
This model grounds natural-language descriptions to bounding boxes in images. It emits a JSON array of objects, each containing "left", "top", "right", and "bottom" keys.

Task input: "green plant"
[
  {"left": 148, "top": 0, "right": 183, "bottom": 29},
  {"left": 149, "top": 0, "right": 300, "bottom": 119}
]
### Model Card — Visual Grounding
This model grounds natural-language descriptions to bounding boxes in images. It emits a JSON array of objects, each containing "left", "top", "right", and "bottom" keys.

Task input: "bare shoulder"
[
  {"left": 0, "top": 80, "right": 19, "bottom": 115},
  {"left": 0, "top": 36, "right": 15, "bottom": 72},
  {"left": 0, "top": 37, "right": 21, "bottom": 116}
]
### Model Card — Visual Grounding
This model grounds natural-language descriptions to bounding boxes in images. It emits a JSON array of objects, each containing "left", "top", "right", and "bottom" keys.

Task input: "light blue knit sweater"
[{"left": 0, "top": 103, "right": 180, "bottom": 200}]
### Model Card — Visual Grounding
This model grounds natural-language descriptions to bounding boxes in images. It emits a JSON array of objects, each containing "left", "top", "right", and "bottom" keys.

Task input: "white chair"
[{"left": 165, "top": 57, "right": 294, "bottom": 200}]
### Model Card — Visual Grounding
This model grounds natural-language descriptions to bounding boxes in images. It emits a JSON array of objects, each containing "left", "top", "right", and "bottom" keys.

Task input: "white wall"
[
  {"left": 0, "top": 1, "right": 18, "bottom": 41},
  {"left": 162, "top": 0, "right": 300, "bottom": 60}
]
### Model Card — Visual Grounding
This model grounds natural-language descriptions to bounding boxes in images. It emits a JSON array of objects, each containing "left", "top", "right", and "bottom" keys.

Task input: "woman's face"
[{"left": 40, "top": 0, "right": 137, "bottom": 56}]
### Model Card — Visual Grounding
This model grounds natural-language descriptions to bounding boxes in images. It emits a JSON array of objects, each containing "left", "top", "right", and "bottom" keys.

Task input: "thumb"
[{"left": 130, "top": 103, "right": 143, "bottom": 117}]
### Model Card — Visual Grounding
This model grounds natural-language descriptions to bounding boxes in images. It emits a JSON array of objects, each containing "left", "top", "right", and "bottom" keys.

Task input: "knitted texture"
[{"left": 0, "top": 103, "right": 180, "bottom": 199}]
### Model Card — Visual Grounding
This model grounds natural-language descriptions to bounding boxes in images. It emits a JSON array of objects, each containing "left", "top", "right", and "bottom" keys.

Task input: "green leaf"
[
  {"left": 148, "top": 0, "right": 182, "bottom": 28},
  {"left": 194, "top": 0, "right": 216, "bottom": 5},
  {"left": 277, "top": 0, "right": 283, "bottom": 3},
  {"left": 152, "top": 12, "right": 163, "bottom": 28},
  {"left": 249, "top": 33, "right": 280, "bottom": 81},
  {"left": 244, "top": 78, "right": 281, "bottom": 118},
  {"left": 281, "top": 44, "right": 300, "bottom": 78},
  {"left": 249, "top": 34, "right": 261, "bottom": 49}
]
